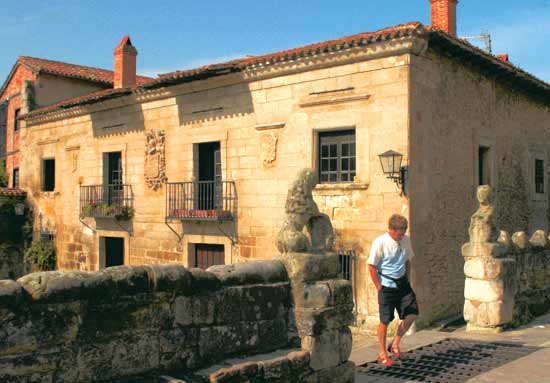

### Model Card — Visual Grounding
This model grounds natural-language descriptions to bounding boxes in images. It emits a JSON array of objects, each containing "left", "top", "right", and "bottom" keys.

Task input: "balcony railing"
[
  {"left": 80, "top": 184, "right": 133, "bottom": 219},
  {"left": 166, "top": 180, "right": 237, "bottom": 221}
]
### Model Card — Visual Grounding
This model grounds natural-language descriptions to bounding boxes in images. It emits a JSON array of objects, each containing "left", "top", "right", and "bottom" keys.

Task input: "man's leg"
[
  {"left": 378, "top": 321, "right": 390, "bottom": 357},
  {"left": 392, "top": 314, "right": 417, "bottom": 351}
]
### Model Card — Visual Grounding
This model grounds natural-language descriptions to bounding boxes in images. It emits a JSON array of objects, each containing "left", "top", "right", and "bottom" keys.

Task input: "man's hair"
[{"left": 388, "top": 214, "right": 408, "bottom": 231}]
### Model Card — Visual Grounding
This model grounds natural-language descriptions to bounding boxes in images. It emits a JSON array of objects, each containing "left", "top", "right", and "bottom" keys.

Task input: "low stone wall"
[
  {"left": 0, "top": 261, "right": 295, "bottom": 382},
  {"left": 508, "top": 243, "right": 550, "bottom": 325}
]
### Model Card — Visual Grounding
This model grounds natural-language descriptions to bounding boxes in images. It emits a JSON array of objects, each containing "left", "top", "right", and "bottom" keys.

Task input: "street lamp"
[{"left": 378, "top": 150, "right": 407, "bottom": 194}]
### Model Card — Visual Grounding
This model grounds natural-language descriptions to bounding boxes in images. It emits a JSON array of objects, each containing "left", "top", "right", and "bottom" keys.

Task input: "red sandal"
[
  {"left": 377, "top": 354, "right": 394, "bottom": 367},
  {"left": 387, "top": 341, "right": 402, "bottom": 359}
]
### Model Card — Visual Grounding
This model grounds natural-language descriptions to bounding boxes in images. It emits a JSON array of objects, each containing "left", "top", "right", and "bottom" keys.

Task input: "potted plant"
[
  {"left": 115, "top": 205, "right": 134, "bottom": 221},
  {"left": 99, "top": 203, "right": 112, "bottom": 216},
  {"left": 82, "top": 201, "right": 98, "bottom": 216}
]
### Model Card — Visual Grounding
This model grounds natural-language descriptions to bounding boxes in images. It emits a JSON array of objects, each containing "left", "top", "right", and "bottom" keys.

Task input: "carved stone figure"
[
  {"left": 468, "top": 185, "right": 498, "bottom": 243},
  {"left": 529, "top": 229, "right": 548, "bottom": 248},
  {"left": 276, "top": 169, "right": 334, "bottom": 254},
  {"left": 260, "top": 133, "right": 278, "bottom": 167},
  {"left": 144, "top": 130, "right": 167, "bottom": 190}
]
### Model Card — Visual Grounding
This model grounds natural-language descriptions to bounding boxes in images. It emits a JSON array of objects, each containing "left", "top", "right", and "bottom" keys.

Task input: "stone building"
[
  {"left": 15, "top": 0, "right": 550, "bottom": 330},
  {"left": 0, "top": 47, "right": 152, "bottom": 188}
]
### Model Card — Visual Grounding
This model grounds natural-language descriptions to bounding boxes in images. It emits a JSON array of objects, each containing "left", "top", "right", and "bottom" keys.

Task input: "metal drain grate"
[{"left": 357, "top": 338, "right": 539, "bottom": 382}]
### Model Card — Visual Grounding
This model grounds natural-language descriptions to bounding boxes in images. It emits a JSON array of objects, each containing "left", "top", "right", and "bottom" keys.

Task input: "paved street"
[{"left": 351, "top": 314, "right": 550, "bottom": 382}]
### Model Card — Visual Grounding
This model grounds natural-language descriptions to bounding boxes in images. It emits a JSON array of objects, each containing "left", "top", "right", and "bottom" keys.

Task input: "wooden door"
[{"left": 195, "top": 244, "right": 224, "bottom": 269}]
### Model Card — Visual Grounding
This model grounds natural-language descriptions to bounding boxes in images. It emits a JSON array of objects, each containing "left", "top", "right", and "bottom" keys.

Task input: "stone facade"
[{"left": 15, "top": 24, "right": 550, "bottom": 333}]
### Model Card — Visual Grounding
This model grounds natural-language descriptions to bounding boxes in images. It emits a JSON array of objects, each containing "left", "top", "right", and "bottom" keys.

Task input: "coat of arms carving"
[
  {"left": 260, "top": 133, "right": 278, "bottom": 168},
  {"left": 145, "top": 129, "right": 167, "bottom": 190}
]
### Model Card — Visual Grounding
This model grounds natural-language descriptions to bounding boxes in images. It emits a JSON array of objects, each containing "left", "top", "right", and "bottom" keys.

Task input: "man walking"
[{"left": 368, "top": 214, "right": 419, "bottom": 366}]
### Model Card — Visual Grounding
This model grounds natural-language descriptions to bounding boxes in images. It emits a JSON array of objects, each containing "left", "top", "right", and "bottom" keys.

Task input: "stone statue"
[
  {"left": 276, "top": 169, "right": 334, "bottom": 254},
  {"left": 468, "top": 185, "right": 498, "bottom": 243}
]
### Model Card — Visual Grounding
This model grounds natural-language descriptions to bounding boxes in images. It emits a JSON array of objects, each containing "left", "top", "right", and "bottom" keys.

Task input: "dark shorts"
[{"left": 378, "top": 285, "right": 419, "bottom": 324}]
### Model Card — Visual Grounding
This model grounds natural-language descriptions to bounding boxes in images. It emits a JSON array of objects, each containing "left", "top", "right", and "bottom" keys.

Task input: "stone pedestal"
[
  {"left": 280, "top": 252, "right": 355, "bottom": 382},
  {"left": 462, "top": 186, "right": 517, "bottom": 332}
]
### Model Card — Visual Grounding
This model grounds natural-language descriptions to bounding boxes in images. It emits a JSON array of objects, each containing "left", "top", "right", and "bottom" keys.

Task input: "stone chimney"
[
  {"left": 430, "top": 0, "right": 458, "bottom": 36},
  {"left": 113, "top": 35, "right": 137, "bottom": 89}
]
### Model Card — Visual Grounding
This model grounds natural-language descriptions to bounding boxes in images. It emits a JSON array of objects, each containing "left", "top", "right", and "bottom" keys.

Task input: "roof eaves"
[{"left": 428, "top": 30, "right": 550, "bottom": 103}]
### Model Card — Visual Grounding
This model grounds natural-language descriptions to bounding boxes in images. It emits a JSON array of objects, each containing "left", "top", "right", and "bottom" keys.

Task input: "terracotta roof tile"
[
  {"left": 19, "top": 56, "right": 152, "bottom": 85},
  {"left": 153, "top": 22, "right": 424, "bottom": 85}
]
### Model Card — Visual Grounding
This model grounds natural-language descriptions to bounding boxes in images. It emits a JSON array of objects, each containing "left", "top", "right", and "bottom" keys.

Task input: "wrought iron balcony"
[
  {"left": 166, "top": 180, "right": 237, "bottom": 221},
  {"left": 80, "top": 184, "right": 134, "bottom": 219}
]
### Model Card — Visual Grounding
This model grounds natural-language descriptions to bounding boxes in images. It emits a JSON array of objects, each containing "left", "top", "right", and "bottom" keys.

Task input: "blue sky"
[{"left": 1, "top": 1, "right": 549, "bottom": 82}]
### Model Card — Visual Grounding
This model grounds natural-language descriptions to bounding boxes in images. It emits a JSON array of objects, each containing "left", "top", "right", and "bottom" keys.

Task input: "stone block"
[
  {"left": 464, "top": 299, "right": 514, "bottom": 327},
  {"left": 464, "top": 278, "right": 504, "bottom": 303},
  {"left": 260, "top": 355, "right": 291, "bottom": 381},
  {"left": 301, "top": 329, "right": 350, "bottom": 371},
  {"left": 315, "top": 361, "right": 356, "bottom": 383},
  {"left": 17, "top": 270, "right": 113, "bottom": 302},
  {"left": 279, "top": 252, "right": 339, "bottom": 283},
  {"left": 101, "top": 266, "right": 150, "bottom": 295},
  {"left": 461, "top": 242, "right": 503, "bottom": 259},
  {"left": 144, "top": 264, "right": 192, "bottom": 295},
  {"left": 291, "top": 279, "right": 353, "bottom": 309},
  {"left": 239, "top": 283, "right": 290, "bottom": 321},
  {"left": 463, "top": 257, "right": 516, "bottom": 280},
  {"left": 174, "top": 295, "right": 216, "bottom": 326},
  {"left": 295, "top": 304, "right": 354, "bottom": 336},
  {"left": 0, "top": 280, "right": 26, "bottom": 307},
  {"left": 188, "top": 268, "right": 222, "bottom": 292},
  {"left": 339, "top": 327, "right": 353, "bottom": 362},
  {"left": 208, "top": 260, "right": 288, "bottom": 286}
]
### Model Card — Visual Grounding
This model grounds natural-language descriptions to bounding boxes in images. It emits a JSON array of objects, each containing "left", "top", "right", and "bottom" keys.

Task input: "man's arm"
[{"left": 369, "top": 264, "right": 382, "bottom": 291}]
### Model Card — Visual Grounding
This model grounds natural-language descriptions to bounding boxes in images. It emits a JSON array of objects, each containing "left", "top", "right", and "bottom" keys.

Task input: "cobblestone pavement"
[{"left": 351, "top": 313, "right": 550, "bottom": 383}]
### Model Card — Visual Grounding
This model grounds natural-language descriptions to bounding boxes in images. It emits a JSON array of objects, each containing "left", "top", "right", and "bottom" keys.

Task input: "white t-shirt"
[{"left": 367, "top": 232, "right": 414, "bottom": 288}]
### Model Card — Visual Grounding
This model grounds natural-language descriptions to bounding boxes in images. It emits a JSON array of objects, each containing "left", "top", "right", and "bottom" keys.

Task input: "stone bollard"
[
  {"left": 277, "top": 169, "right": 355, "bottom": 383},
  {"left": 461, "top": 185, "right": 517, "bottom": 333}
]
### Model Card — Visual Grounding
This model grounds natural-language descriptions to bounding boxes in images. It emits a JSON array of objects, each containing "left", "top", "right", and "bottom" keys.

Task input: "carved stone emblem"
[
  {"left": 145, "top": 130, "right": 167, "bottom": 190},
  {"left": 260, "top": 133, "right": 278, "bottom": 167}
]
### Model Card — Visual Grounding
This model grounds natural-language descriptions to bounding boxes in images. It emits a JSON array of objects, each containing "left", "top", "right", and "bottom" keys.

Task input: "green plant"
[
  {"left": 99, "top": 203, "right": 112, "bottom": 215},
  {"left": 114, "top": 205, "right": 134, "bottom": 221},
  {"left": 25, "top": 240, "right": 56, "bottom": 271}
]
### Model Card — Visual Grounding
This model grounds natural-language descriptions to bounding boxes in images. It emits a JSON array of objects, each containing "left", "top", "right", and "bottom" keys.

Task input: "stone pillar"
[
  {"left": 277, "top": 169, "right": 355, "bottom": 383},
  {"left": 462, "top": 185, "right": 517, "bottom": 333}
]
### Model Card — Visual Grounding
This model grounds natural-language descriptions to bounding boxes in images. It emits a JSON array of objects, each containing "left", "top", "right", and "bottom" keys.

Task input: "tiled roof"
[
  {"left": 20, "top": 21, "right": 550, "bottom": 119},
  {"left": 0, "top": 56, "right": 153, "bottom": 97},
  {"left": 0, "top": 188, "right": 26, "bottom": 197},
  {"left": 147, "top": 22, "right": 424, "bottom": 88},
  {"left": 19, "top": 56, "right": 152, "bottom": 86}
]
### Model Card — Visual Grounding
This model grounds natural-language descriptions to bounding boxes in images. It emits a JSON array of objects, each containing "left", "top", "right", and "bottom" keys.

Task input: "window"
[
  {"left": 12, "top": 167, "right": 19, "bottom": 188},
  {"left": 14, "top": 108, "right": 20, "bottom": 132},
  {"left": 42, "top": 159, "right": 55, "bottom": 192},
  {"left": 535, "top": 159, "right": 544, "bottom": 194},
  {"left": 478, "top": 146, "right": 491, "bottom": 185},
  {"left": 40, "top": 231, "right": 55, "bottom": 243},
  {"left": 319, "top": 130, "right": 356, "bottom": 183}
]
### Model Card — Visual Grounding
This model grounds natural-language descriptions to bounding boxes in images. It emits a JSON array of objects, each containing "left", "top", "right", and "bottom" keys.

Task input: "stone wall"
[{"left": 0, "top": 261, "right": 297, "bottom": 382}]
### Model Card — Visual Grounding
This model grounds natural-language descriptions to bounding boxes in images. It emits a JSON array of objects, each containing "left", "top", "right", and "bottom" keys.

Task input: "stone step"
[{"left": 159, "top": 348, "right": 308, "bottom": 383}]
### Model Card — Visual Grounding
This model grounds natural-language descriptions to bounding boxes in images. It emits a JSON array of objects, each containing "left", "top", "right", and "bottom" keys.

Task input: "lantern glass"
[{"left": 378, "top": 150, "right": 403, "bottom": 175}]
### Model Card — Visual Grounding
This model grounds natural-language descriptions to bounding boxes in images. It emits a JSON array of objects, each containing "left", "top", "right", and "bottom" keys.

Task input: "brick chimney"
[
  {"left": 113, "top": 35, "right": 137, "bottom": 89},
  {"left": 497, "top": 53, "right": 510, "bottom": 63},
  {"left": 430, "top": 0, "right": 458, "bottom": 36}
]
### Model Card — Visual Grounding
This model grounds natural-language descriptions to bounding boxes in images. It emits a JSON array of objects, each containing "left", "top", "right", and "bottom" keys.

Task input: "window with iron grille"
[
  {"left": 535, "top": 159, "right": 544, "bottom": 194},
  {"left": 319, "top": 130, "right": 356, "bottom": 183},
  {"left": 40, "top": 232, "right": 55, "bottom": 243},
  {"left": 339, "top": 250, "right": 355, "bottom": 281}
]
